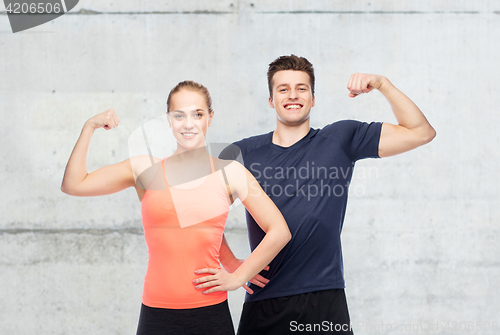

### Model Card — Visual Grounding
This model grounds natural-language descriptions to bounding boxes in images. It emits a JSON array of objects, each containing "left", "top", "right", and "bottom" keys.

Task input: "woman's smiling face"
[{"left": 168, "top": 89, "right": 214, "bottom": 152}]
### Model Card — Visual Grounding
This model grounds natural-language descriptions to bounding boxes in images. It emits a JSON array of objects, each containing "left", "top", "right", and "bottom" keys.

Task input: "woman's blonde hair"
[{"left": 166, "top": 80, "right": 213, "bottom": 113}]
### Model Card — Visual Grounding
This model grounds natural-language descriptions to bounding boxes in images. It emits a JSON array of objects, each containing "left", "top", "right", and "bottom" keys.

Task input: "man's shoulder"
[
  {"left": 219, "top": 131, "right": 272, "bottom": 160},
  {"left": 318, "top": 119, "right": 382, "bottom": 141},
  {"left": 318, "top": 119, "right": 363, "bottom": 136},
  {"left": 233, "top": 131, "right": 273, "bottom": 154},
  {"left": 234, "top": 131, "right": 272, "bottom": 146},
  {"left": 317, "top": 119, "right": 383, "bottom": 161}
]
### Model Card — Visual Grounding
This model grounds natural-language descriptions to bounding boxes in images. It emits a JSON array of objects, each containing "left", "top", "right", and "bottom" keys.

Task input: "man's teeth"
[
  {"left": 183, "top": 133, "right": 196, "bottom": 136},
  {"left": 286, "top": 105, "right": 301, "bottom": 109}
]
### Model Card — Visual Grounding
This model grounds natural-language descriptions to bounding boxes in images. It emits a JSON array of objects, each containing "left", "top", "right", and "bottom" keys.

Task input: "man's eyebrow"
[
  {"left": 171, "top": 110, "right": 185, "bottom": 114},
  {"left": 276, "top": 83, "right": 309, "bottom": 87}
]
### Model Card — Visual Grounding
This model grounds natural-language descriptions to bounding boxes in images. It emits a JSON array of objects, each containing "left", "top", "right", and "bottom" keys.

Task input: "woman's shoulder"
[
  {"left": 130, "top": 155, "right": 164, "bottom": 189},
  {"left": 212, "top": 156, "right": 244, "bottom": 174}
]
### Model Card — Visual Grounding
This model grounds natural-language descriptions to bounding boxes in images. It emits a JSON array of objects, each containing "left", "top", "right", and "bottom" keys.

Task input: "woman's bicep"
[{"left": 64, "top": 159, "right": 135, "bottom": 196}]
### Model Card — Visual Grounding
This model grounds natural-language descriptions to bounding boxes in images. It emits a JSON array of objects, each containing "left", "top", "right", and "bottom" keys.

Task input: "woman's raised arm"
[{"left": 61, "top": 108, "right": 135, "bottom": 197}]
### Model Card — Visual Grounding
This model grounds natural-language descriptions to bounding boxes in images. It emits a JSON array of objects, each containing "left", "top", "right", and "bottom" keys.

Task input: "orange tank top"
[{"left": 140, "top": 156, "right": 230, "bottom": 309}]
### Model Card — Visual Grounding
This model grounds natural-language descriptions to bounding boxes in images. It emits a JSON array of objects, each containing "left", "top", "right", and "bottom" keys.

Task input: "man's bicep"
[{"left": 378, "top": 122, "right": 428, "bottom": 157}]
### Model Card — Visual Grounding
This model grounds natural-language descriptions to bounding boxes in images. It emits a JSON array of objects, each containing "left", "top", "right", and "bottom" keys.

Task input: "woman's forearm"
[
  {"left": 61, "top": 122, "right": 95, "bottom": 194},
  {"left": 231, "top": 225, "right": 291, "bottom": 286}
]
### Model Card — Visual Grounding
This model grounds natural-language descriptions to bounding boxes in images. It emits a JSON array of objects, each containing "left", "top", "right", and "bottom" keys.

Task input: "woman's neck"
[{"left": 172, "top": 145, "right": 210, "bottom": 162}]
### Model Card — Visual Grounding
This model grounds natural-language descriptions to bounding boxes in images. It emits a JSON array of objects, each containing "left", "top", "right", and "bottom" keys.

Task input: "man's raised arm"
[{"left": 347, "top": 73, "right": 436, "bottom": 157}]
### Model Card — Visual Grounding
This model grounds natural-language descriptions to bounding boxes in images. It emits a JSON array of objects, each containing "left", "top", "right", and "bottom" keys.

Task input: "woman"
[{"left": 61, "top": 81, "right": 291, "bottom": 335}]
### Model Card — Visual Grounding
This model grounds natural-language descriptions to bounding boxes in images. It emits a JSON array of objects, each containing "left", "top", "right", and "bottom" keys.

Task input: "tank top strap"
[
  {"left": 161, "top": 157, "right": 167, "bottom": 177},
  {"left": 209, "top": 156, "right": 215, "bottom": 173}
]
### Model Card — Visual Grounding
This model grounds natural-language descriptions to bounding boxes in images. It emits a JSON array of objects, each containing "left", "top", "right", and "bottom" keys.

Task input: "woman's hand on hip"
[{"left": 193, "top": 268, "right": 245, "bottom": 294}]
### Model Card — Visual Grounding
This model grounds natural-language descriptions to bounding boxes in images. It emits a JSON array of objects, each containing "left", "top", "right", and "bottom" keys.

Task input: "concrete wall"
[{"left": 1, "top": 1, "right": 499, "bottom": 334}]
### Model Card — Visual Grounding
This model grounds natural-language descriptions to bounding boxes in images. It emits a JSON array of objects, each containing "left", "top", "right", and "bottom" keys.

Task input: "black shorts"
[
  {"left": 136, "top": 300, "right": 235, "bottom": 335},
  {"left": 237, "top": 289, "right": 353, "bottom": 335}
]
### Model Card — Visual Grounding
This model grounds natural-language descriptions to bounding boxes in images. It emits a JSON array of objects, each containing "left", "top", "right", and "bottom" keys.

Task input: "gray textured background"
[{"left": 1, "top": 1, "right": 499, "bottom": 334}]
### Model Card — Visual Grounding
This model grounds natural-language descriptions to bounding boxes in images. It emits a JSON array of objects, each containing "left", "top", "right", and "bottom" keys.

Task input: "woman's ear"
[
  {"left": 208, "top": 110, "right": 215, "bottom": 127},
  {"left": 166, "top": 113, "right": 172, "bottom": 128}
]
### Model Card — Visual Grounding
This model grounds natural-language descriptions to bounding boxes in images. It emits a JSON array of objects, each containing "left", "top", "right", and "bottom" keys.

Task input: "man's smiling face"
[{"left": 269, "top": 70, "right": 315, "bottom": 126}]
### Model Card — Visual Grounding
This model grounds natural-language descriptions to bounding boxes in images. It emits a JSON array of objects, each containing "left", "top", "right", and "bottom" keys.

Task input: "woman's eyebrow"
[{"left": 172, "top": 108, "right": 206, "bottom": 114}]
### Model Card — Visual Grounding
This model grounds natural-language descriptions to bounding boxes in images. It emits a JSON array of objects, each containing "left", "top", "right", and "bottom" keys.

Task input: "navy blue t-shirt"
[{"left": 221, "top": 120, "right": 382, "bottom": 302}]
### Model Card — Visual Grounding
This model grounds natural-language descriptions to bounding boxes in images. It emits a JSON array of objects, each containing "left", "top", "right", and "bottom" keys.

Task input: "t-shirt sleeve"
[
  {"left": 349, "top": 120, "right": 382, "bottom": 161},
  {"left": 322, "top": 120, "right": 382, "bottom": 161}
]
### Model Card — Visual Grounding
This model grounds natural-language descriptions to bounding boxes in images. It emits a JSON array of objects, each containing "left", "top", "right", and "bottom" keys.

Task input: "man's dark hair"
[{"left": 267, "top": 55, "right": 315, "bottom": 98}]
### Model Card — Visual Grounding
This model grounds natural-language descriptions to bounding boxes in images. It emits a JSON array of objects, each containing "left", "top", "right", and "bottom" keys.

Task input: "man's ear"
[
  {"left": 312, "top": 95, "right": 315, "bottom": 108},
  {"left": 268, "top": 97, "right": 275, "bottom": 109}
]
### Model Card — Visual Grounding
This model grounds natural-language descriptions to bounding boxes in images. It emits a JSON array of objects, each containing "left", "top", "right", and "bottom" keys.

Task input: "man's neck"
[{"left": 272, "top": 120, "right": 311, "bottom": 147}]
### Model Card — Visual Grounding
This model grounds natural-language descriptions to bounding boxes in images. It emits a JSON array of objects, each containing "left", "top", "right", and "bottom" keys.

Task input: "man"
[{"left": 197, "top": 55, "right": 435, "bottom": 334}]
